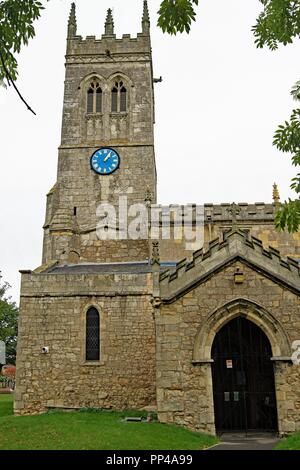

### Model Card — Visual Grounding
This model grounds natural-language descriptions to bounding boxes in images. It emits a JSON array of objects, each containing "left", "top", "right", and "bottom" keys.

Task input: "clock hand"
[{"left": 104, "top": 151, "right": 112, "bottom": 162}]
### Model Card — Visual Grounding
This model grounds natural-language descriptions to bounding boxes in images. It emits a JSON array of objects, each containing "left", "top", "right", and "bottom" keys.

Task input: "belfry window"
[
  {"left": 86, "top": 307, "right": 100, "bottom": 361},
  {"left": 87, "top": 80, "right": 102, "bottom": 113},
  {"left": 111, "top": 80, "right": 127, "bottom": 113}
]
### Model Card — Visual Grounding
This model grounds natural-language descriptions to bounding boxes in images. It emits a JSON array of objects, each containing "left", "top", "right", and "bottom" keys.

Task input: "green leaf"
[
  {"left": 0, "top": 0, "right": 48, "bottom": 86},
  {"left": 252, "top": 0, "right": 300, "bottom": 51},
  {"left": 275, "top": 199, "right": 300, "bottom": 233},
  {"left": 157, "top": 0, "right": 199, "bottom": 35}
]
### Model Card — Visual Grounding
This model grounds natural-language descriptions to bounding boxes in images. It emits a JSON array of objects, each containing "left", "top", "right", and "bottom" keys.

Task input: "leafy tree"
[
  {"left": 252, "top": 0, "right": 300, "bottom": 50},
  {"left": 0, "top": 272, "right": 18, "bottom": 365},
  {"left": 158, "top": 1, "right": 300, "bottom": 44},
  {"left": 251, "top": 1, "right": 300, "bottom": 233},
  {"left": 0, "top": 0, "right": 47, "bottom": 114},
  {"left": 253, "top": 0, "right": 300, "bottom": 232},
  {"left": 158, "top": 0, "right": 199, "bottom": 34},
  {"left": 273, "top": 94, "right": 300, "bottom": 232}
]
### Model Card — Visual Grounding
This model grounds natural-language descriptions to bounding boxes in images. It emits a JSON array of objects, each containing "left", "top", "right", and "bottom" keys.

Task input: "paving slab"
[{"left": 209, "top": 432, "right": 280, "bottom": 450}]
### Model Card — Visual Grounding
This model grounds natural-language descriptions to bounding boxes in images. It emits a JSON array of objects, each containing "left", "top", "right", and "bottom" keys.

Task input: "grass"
[
  {"left": 275, "top": 432, "right": 300, "bottom": 450},
  {"left": 0, "top": 394, "right": 13, "bottom": 418},
  {"left": 0, "top": 395, "right": 218, "bottom": 450}
]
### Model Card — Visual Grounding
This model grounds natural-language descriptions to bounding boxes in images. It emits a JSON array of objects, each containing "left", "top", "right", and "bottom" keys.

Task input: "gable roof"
[{"left": 160, "top": 229, "right": 300, "bottom": 303}]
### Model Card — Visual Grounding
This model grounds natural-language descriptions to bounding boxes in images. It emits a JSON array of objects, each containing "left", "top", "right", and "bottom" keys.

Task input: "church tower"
[{"left": 42, "top": 1, "right": 156, "bottom": 265}]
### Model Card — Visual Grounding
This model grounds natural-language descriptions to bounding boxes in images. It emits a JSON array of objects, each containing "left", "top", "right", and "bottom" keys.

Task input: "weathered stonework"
[
  {"left": 15, "top": 271, "right": 156, "bottom": 414},
  {"left": 15, "top": 3, "right": 300, "bottom": 437},
  {"left": 157, "top": 231, "right": 300, "bottom": 435},
  {"left": 42, "top": 1, "right": 156, "bottom": 265}
]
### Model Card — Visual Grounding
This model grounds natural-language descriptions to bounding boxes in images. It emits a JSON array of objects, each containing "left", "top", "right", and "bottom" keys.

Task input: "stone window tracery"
[
  {"left": 111, "top": 80, "right": 127, "bottom": 113},
  {"left": 87, "top": 80, "right": 102, "bottom": 114}
]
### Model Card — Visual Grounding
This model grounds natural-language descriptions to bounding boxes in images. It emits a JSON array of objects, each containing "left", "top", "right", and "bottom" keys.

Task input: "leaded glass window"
[{"left": 86, "top": 307, "right": 100, "bottom": 361}]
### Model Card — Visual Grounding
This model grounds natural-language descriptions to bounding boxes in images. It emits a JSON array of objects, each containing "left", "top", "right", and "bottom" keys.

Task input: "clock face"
[{"left": 90, "top": 147, "right": 120, "bottom": 175}]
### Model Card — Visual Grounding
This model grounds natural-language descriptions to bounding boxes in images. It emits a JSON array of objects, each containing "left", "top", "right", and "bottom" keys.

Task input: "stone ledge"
[
  {"left": 191, "top": 359, "right": 214, "bottom": 365},
  {"left": 271, "top": 356, "right": 293, "bottom": 362}
]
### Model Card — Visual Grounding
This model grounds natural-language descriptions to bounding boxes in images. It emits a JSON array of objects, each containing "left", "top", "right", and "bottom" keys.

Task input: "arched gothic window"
[
  {"left": 87, "top": 80, "right": 102, "bottom": 114},
  {"left": 111, "top": 80, "right": 127, "bottom": 113},
  {"left": 86, "top": 307, "right": 100, "bottom": 361}
]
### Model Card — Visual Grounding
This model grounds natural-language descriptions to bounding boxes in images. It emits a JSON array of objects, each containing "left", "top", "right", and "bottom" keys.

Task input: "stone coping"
[{"left": 160, "top": 229, "right": 300, "bottom": 302}]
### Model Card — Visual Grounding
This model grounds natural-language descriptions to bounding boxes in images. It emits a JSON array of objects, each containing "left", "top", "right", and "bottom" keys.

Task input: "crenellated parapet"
[
  {"left": 66, "top": 3, "right": 151, "bottom": 59},
  {"left": 204, "top": 202, "right": 276, "bottom": 223},
  {"left": 67, "top": 34, "right": 152, "bottom": 60},
  {"left": 159, "top": 229, "right": 300, "bottom": 301},
  {"left": 141, "top": 202, "right": 276, "bottom": 227}
]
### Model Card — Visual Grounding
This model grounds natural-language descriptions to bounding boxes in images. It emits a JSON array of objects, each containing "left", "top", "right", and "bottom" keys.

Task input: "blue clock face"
[{"left": 90, "top": 148, "right": 120, "bottom": 175}]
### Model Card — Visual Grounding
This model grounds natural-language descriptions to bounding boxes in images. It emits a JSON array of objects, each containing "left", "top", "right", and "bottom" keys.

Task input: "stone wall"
[
  {"left": 156, "top": 262, "right": 300, "bottom": 435},
  {"left": 14, "top": 271, "right": 156, "bottom": 415}
]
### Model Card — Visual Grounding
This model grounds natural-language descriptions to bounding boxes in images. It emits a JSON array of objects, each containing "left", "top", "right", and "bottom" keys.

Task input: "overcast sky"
[{"left": 0, "top": 0, "right": 299, "bottom": 302}]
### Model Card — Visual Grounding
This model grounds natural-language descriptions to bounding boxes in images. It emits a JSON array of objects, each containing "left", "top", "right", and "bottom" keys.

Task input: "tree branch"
[{"left": 0, "top": 52, "right": 36, "bottom": 116}]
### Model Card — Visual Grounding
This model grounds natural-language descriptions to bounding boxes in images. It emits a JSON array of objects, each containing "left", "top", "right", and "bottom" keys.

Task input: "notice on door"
[{"left": 226, "top": 359, "right": 233, "bottom": 369}]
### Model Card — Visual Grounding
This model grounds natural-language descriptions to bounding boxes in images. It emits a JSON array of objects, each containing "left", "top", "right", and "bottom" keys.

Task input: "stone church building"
[{"left": 15, "top": 2, "right": 300, "bottom": 436}]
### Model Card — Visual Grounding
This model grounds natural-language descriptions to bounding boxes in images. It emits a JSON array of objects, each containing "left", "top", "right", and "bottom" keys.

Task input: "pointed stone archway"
[
  {"left": 211, "top": 316, "right": 278, "bottom": 432},
  {"left": 192, "top": 298, "right": 292, "bottom": 435},
  {"left": 193, "top": 298, "right": 291, "bottom": 362}
]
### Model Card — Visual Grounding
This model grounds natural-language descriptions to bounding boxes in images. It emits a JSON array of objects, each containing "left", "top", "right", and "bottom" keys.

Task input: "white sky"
[{"left": 0, "top": 0, "right": 299, "bottom": 302}]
